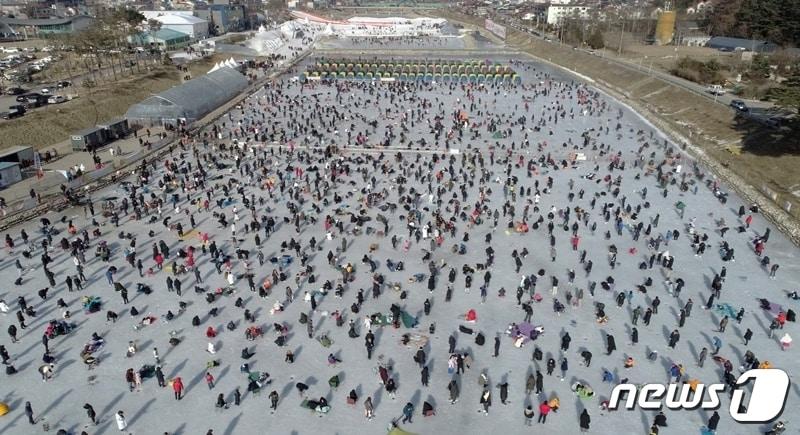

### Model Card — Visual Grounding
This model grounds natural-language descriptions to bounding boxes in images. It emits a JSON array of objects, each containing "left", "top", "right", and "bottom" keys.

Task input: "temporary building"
[
  {"left": 125, "top": 67, "right": 248, "bottom": 124},
  {"left": 0, "top": 162, "right": 22, "bottom": 188},
  {"left": 71, "top": 126, "right": 108, "bottom": 151}
]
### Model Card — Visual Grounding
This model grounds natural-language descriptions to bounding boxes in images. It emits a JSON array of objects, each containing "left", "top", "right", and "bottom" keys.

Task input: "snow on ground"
[{"left": 0, "top": 52, "right": 797, "bottom": 435}]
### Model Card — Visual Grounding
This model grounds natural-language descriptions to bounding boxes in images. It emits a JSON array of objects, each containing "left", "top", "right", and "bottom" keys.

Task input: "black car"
[
  {"left": 729, "top": 100, "right": 748, "bottom": 111},
  {"left": 56, "top": 80, "right": 72, "bottom": 88},
  {"left": 3, "top": 105, "right": 26, "bottom": 119},
  {"left": 5, "top": 87, "right": 27, "bottom": 95},
  {"left": 17, "top": 93, "right": 42, "bottom": 103}
]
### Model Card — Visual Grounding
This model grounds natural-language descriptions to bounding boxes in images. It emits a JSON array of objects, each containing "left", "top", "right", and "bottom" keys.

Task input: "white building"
[
  {"left": 141, "top": 11, "right": 210, "bottom": 39},
  {"left": 533, "top": 3, "right": 596, "bottom": 25}
]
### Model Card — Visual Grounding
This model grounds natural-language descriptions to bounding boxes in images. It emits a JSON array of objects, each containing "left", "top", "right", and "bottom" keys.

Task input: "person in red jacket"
[
  {"left": 173, "top": 377, "right": 184, "bottom": 400},
  {"left": 538, "top": 401, "right": 551, "bottom": 424},
  {"left": 777, "top": 311, "right": 787, "bottom": 329},
  {"left": 205, "top": 372, "right": 215, "bottom": 389}
]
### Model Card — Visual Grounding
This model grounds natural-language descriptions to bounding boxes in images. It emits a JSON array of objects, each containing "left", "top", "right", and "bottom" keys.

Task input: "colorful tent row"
[
  {"left": 301, "top": 71, "right": 522, "bottom": 84},
  {"left": 309, "top": 64, "right": 514, "bottom": 75},
  {"left": 316, "top": 59, "right": 491, "bottom": 69}
]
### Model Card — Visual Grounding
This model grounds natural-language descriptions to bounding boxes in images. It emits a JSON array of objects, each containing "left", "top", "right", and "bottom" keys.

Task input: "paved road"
[{"left": 492, "top": 14, "right": 776, "bottom": 112}]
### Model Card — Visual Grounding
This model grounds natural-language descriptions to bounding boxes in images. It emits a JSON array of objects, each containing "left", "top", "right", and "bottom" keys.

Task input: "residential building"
[
  {"left": 530, "top": 3, "right": 596, "bottom": 26},
  {"left": 195, "top": 1, "right": 246, "bottom": 34},
  {"left": 675, "top": 21, "right": 710, "bottom": 47}
]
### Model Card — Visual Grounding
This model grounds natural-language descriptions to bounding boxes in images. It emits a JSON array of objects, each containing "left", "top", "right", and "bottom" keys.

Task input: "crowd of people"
[{"left": 0, "top": 55, "right": 795, "bottom": 435}]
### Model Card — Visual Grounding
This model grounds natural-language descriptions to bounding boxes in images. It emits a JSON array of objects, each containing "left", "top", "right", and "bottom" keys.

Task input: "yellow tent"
[
  {"left": 0, "top": 402, "right": 9, "bottom": 416},
  {"left": 388, "top": 426, "right": 417, "bottom": 435}
]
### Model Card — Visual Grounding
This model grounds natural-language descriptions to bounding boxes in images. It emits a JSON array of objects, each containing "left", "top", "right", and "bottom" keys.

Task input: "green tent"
[{"left": 401, "top": 311, "right": 417, "bottom": 328}]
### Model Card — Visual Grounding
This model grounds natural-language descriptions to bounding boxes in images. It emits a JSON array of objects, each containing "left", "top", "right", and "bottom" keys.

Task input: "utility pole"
[{"left": 618, "top": 15, "right": 625, "bottom": 56}]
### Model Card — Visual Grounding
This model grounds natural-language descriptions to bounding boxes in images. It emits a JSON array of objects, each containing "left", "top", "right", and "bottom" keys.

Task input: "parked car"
[
  {"left": 16, "top": 93, "right": 38, "bottom": 102},
  {"left": 3, "top": 105, "right": 26, "bottom": 119},
  {"left": 5, "top": 87, "right": 27, "bottom": 95},
  {"left": 40, "top": 88, "right": 51, "bottom": 94},
  {"left": 47, "top": 95, "right": 66, "bottom": 104},
  {"left": 56, "top": 80, "right": 72, "bottom": 88},
  {"left": 729, "top": 100, "right": 748, "bottom": 111},
  {"left": 23, "top": 95, "right": 48, "bottom": 107},
  {"left": 706, "top": 84, "right": 726, "bottom": 96}
]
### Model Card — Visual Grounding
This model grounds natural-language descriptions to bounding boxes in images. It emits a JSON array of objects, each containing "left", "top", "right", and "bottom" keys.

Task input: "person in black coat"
[
  {"left": 654, "top": 411, "right": 668, "bottom": 427},
  {"left": 84, "top": 403, "right": 97, "bottom": 425},
  {"left": 448, "top": 334, "right": 456, "bottom": 353},
  {"left": 414, "top": 347, "right": 426, "bottom": 368},
  {"left": 668, "top": 330, "right": 680, "bottom": 348},
  {"left": 579, "top": 409, "right": 590, "bottom": 432},
  {"left": 535, "top": 370, "right": 544, "bottom": 394},
  {"left": 561, "top": 332, "right": 571, "bottom": 351},
  {"left": 154, "top": 366, "right": 165, "bottom": 387},
  {"left": 421, "top": 366, "right": 429, "bottom": 386},
  {"left": 707, "top": 411, "right": 720, "bottom": 431},
  {"left": 499, "top": 382, "right": 509, "bottom": 404},
  {"left": 546, "top": 358, "right": 556, "bottom": 375},
  {"left": 606, "top": 334, "right": 616, "bottom": 355},
  {"left": 743, "top": 328, "right": 753, "bottom": 345},
  {"left": 580, "top": 350, "right": 592, "bottom": 367},
  {"left": 25, "top": 401, "right": 35, "bottom": 425}
]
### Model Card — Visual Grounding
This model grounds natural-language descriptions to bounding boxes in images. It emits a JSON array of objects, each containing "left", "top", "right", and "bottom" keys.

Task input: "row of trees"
[
  {"left": 47, "top": 8, "right": 166, "bottom": 87},
  {"left": 701, "top": 0, "right": 800, "bottom": 47}
]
